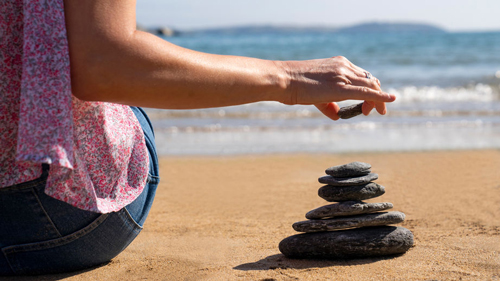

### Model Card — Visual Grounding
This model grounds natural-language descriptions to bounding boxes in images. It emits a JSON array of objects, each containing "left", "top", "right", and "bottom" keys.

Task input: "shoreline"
[
  {"left": 13, "top": 149, "right": 500, "bottom": 280},
  {"left": 155, "top": 147, "right": 500, "bottom": 157}
]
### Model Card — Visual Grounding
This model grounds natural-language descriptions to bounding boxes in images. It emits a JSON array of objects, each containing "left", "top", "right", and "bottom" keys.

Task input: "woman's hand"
[{"left": 278, "top": 56, "right": 396, "bottom": 120}]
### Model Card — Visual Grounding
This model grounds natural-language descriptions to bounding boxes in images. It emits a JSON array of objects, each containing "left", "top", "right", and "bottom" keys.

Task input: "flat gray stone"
[
  {"left": 279, "top": 226, "right": 414, "bottom": 259},
  {"left": 293, "top": 211, "right": 405, "bottom": 233},
  {"left": 305, "top": 201, "right": 393, "bottom": 220},
  {"left": 325, "top": 162, "right": 371, "bottom": 177},
  {"left": 318, "top": 182, "right": 386, "bottom": 202},
  {"left": 338, "top": 102, "right": 363, "bottom": 119},
  {"left": 318, "top": 173, "right": 378, "bottom": 186}
]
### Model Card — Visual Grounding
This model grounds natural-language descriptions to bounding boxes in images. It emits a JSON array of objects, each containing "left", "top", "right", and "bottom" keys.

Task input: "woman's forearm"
[
  {"left": 64, "top": 0, "right": 395, "bottom": 118},
  {"left": 71, "top": 30, "right": 289, "bottom": 108},
  {"left": 65, "top": 0, "right": 289, "bottom": 109}
]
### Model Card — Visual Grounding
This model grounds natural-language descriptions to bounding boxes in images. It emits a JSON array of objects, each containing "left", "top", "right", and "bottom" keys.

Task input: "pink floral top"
[{"left": 0, "top": 0, "right": 149, "bottom": 213}]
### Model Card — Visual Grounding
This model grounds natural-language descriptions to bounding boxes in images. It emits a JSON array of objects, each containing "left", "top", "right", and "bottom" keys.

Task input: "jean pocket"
[
  {"left": 122, "top": 206, "right": 144, "bottom": 230},
  {"left": 2, "top": 209, "right": 142, "bottom": 275},
  {"left": 124, "top": 174, "right": 159, "bottom": 228}
]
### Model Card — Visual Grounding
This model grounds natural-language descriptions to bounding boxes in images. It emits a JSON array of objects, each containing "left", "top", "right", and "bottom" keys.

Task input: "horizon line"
[{"left": 137, "top": 21, "right": 500, "bottom": 33}]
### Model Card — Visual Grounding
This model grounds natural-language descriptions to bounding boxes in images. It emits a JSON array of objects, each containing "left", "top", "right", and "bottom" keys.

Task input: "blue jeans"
[{"left": 0, "top": 107, "right": 159, "bottom": 276}]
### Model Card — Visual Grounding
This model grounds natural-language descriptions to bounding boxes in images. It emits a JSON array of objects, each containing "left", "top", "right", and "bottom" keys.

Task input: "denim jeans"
[{"left": 0, "top": 107, "right": 159, "bottom": 275}]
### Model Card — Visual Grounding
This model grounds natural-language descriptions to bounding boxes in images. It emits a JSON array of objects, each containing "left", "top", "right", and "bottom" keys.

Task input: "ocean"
[{"left": 145, "top": 31, "right": 500, "bottom": 155}]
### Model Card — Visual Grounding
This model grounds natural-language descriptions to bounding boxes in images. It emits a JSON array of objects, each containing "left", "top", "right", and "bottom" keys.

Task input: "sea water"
[{"left": 146, "top": 31, "right": 500, "bottom": 155}]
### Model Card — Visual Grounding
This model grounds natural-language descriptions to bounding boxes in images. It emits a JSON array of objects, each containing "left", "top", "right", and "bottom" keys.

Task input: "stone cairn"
[{"left": 279, "top": 162, "right": 414, "bottom": 259}]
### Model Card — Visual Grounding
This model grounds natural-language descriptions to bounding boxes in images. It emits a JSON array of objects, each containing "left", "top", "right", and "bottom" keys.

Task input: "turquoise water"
[{"left": 146, "top": 31, "right": 500, "bottom": 155}]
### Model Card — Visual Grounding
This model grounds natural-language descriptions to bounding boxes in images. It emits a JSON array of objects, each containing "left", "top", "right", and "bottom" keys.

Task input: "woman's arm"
[{"left": 64, "top": 0, "right": 395, "bottom": 120}]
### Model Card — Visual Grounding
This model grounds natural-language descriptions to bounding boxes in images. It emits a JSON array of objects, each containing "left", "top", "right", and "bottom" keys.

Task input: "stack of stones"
[{"left": 279, "top": 162, "right": 414, "bottom": 259}]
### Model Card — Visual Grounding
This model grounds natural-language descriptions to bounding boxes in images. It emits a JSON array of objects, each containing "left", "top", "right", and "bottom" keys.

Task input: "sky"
[{"left": 136, "top": 0, "right": 500, "bottom": 32}]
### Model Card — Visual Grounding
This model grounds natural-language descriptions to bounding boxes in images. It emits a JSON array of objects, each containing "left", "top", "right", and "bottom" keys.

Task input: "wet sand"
[{"left": 9, "top": 150, "right": 500, "bottom": 280}]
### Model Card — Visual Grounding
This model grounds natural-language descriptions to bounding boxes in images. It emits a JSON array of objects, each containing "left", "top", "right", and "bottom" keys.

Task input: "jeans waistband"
[{"left": 0, "top": 164, "right": 49, "bottom": 193}]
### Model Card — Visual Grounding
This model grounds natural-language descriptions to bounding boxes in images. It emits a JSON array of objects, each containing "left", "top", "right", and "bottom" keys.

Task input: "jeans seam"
[
  {"left": 30, "top": 188, "right": 62, "bottom": 238},
  {"left": 0, "top": 178, "right": 46, "bottom": 193},
  {"left": 134, "top": 107, "right": 155, "bottom": 138},
  {"left": 2, "top": 250, "right": 15, "bottom": 275},
  {"left": 2, "top": 214, "right": 109, "bottom": 255},
  {"left": 121, "top": 208, "right": 144, "bottom": 232},
  {"left": 144, "top": 138, "right": 158, "bottom": 171}
]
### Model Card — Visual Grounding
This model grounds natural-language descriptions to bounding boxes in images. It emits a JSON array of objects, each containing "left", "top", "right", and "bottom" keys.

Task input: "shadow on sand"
[
  {"left": 234, "top": 253, "right": 402, "bottom": 271},
  {"left": 0, "top": 262, "right": 109, "bottom": 281}
]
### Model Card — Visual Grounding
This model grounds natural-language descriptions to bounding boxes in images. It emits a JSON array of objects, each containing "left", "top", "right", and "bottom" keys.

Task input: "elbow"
[
  {"left": 70, "top": 73, "right": 99, "bottom": 102},
  {"left": 70, "top": 76, "right": 103, "bottom": 103},
  {"left": 67, "top": 34, "right": 134, "bottom": 102},
  {"left": 69, "top": 52, "right": 117, "bottom": 102}
]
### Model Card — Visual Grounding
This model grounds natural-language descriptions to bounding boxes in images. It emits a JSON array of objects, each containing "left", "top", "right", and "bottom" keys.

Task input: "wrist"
[{"left": 270, "top": 60, "right": 293, "bottom": 104}]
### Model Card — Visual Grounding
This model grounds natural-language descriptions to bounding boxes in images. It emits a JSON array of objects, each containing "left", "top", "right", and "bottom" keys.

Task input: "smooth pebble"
[
  {"left": 318, "top": 173, "right": 378, "bottom": 186},
  {"left": 306, "top": 201, "right": 393, "bottom": 220},
  {"left": 293, "top": 211, "right": 405, "bottom": 233},
  {"left": 325, "top": 161, "right": 371, "bottom": 177},
  {"left": 318, "top": 182, "right": 386, "bottom": 202},
  {"left": 338, "top": 102, "right": 364, "bottom": 119},
  {"left": 279, "top": 226, "right": 414, "bottom": 259}
]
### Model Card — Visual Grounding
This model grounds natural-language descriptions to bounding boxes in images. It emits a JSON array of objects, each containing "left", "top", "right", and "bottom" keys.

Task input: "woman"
[{"left": 0, "top": 0, "right": 395, "bottom": 275}]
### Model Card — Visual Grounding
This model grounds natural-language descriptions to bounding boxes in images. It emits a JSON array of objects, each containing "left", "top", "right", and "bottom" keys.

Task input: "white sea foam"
[
  {"left": 154, "top": 122, "right": 500, "bottom": 155},
  {"left": 388, "top": 84, "right": 498, "bottom": 103}
]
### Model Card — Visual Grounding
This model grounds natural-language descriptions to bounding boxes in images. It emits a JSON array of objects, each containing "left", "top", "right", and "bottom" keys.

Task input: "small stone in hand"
[{"left": 338, "top": 102, "right": 363, "bottom": 119}]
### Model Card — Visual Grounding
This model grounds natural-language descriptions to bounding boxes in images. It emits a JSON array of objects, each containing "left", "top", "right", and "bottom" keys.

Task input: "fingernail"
[{"left": 385, "top": 92, "right": 396, "bottom": 101}]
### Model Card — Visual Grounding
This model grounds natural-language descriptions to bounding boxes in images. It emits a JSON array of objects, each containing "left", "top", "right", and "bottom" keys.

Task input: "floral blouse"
[{"left": 0, "top": 0, "right": 149, "bottom": 213}]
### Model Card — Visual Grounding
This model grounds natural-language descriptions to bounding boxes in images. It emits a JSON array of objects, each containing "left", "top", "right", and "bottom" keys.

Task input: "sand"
[{"left": 5, "top": 150, "right": 500, "bottom": 280}]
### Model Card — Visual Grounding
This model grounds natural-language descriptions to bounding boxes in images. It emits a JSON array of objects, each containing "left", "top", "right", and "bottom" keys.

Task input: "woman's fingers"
[
  {"left": 375, "top": 101, "right": 387, "bottom": 115},
  {"left": 338, "top": 84, "right": 396, "bottom": 103},
  {"left": 344, "top": 65, "right": 381, "bottom": 88},
  {"left": 346, "top": 67, "right": 387, "bottom": 115},
  {"left": 332, "top": 75, "right": 352, "bottom": 86},
  {"left": 361, "top": 101, "right": 388, "bottom": 115},
  {"left": 341, "top": 60, "right": 382, "bottom": 89},
  {"left": 347, "top": 73, "right": 381, "bottom": 91},
  {"left": 315, "top": 102, "right": 340, "bottom": 121},
  {"left": 362, "top": 101, "right": 375, "bottom": 115}
]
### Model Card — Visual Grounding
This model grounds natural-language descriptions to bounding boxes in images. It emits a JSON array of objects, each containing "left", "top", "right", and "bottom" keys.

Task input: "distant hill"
[
  {"left": 190, "top": 25, "right": 339, "bottom": 35},
  {"left": 147, "top": 22, "right": 446, "bottom": 37},
  {"left": 337, "top": 22, "right": 446, "bottom": 33}
]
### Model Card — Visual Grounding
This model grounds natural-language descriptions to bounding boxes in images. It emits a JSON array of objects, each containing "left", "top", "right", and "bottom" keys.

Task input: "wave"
[
  {"left": 154, "top": 118, "right": 500, "bottom": 134},
  {"left": 153, "top": 118, "right": 500, "bottom": 155},
  {"left": 388, "top": 83, "right": 499, "bottom": 103}
]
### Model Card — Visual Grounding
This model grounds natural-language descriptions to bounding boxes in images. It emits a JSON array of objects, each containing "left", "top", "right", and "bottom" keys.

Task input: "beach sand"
[{"left": 7, "top": 150, "right": 500, "bottom": 280}]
